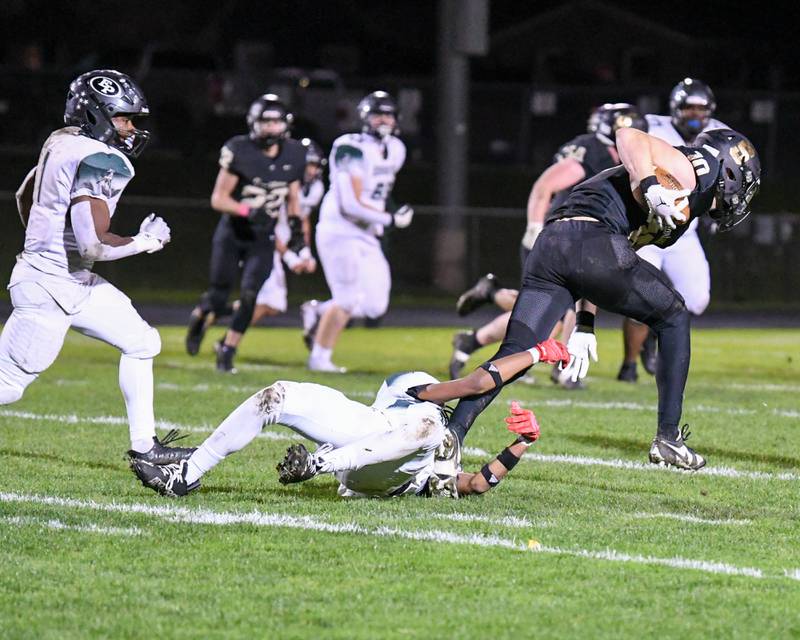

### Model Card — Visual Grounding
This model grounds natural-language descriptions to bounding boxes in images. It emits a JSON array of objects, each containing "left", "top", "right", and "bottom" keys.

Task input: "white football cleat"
[{"left": 307, "top": 356, "right": 347, "bottom": 373}]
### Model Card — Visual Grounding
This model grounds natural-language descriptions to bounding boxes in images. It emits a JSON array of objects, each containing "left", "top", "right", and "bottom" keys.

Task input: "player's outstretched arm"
[
  {"left": 457, "top": 402, "right": 538, "bottom": 495},
  {"left": 70, "top": 196, "right": 170, "bottom": 260},
  {"left": 524, "top": 158, "right": 586, "bottom": 249},
  {"left": 408, "top": 339, "right": 569, "bottom": 404}
]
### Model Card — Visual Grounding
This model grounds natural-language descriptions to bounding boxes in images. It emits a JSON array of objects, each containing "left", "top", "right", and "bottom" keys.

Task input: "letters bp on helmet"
[
  {"left": 670, "top": 78, "right": 716, "bottom": 137},
  {"left": 589, "top": 102, "right": 647, "bottom": 146},
  {"left": 694, "top": 128, "right": 761, "bottom": 232},
  {"left": 246, "top": 94, "right": 293, "bottom": 148},
  {"left": 64, "top": 69, "right": 150, "bottom": 157},
  {"left": 357, "top": 90, "right": 399, "bottom": 138}
]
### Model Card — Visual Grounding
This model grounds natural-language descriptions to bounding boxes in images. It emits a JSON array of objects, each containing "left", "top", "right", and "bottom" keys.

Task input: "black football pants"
[
  {"left": 450, "top": 220, "right": 690, "bottom": 443},
  {"left": 199, "top": 222, "right": 274, "bottom": 334}
]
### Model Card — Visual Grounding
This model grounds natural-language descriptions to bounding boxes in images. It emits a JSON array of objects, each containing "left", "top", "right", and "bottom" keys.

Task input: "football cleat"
[
  {"left": 448, "top": 330, "right": 478, "bottom": 379},
  {"left": 641, "top": 329, "right": 658, "bottom": 376},
  {"left": 216, "top": 341, "right": 237, "bottom": 374},
  {"left": 617, "top": 361, "right": 638, "bottom": 383},
  {"left": 649, "top": 425, "right": 706, "bottom": 471},
  {"left": 130, "top": 459, "right": 199, "bottom": 498},
  {"left": 185, "top": 309, "right": 215, "bottom": 356},
  {"left": 127, "top": 430, "right": 196, "bottom": 465},
  {"left": 300, "top": 299, "right": 321, "bottom": 351},
  {"left": 277, "top": 443, "right": 327, "bottom": 484},
  {"left": 456, "top": 273, "right": 499, "bottom": 316}
]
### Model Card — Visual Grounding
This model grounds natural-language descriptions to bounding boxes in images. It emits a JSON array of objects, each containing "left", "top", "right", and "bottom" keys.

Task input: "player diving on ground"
[{"left": 129, "top": 339, "right": 570, "bottom": 499}]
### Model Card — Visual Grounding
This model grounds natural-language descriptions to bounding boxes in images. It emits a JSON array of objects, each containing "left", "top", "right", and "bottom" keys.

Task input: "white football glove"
[
  {"left": 521, "top": 221, "right": 543, "bottom": 250},
  {"left": 392, "top": 204, "right": 414, "bottom": 229},
  {"left": 282, "top": 249, "right": 303, "bottom": 271},
  {"left": 642, "top": 182, "right": 690, "bottom": 230},
  {"left": 133, "top": 213, "right": 171, "bottom": 254},
  {"left": 561, "top": 328, "right": 598, "bottom": 382}
]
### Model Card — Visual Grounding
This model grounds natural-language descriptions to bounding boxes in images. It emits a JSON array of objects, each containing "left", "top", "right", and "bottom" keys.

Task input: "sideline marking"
[
  {"left": 1, "top": 514, "right": 141, "bottom": 536},
  {"left": 0, "top": 491, "right": 793, "bottom": 583},
  {"left": 632, "top": 512, "right": 751, "bottom": 526}
]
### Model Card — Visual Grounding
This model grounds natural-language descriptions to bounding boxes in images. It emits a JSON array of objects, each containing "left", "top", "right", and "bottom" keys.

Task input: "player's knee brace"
[
  {"left": 231, "top": 289, "right": 258, "bottom": 333},
  {"left": 123, "top": 326, "right": 162, "bottom": 359}
]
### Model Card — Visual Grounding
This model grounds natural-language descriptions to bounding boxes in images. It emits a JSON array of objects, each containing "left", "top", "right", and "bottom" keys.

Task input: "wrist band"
[
  {"left": 639, "top": 175, "right": 658, "bottom": 192},
  {"left": 496, "top": 447, "right": 521, "bottom": 471},
  {"left": 237, "top": 203, "right": 250, "bottom": 217},
  {"left": 575, "top": 311, "right": 595, "bottom": 331}
]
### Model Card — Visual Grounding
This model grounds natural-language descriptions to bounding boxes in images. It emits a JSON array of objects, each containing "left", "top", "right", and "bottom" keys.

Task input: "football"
[{"left": 633, "top": 166, "right": 691, "bottom": 223}]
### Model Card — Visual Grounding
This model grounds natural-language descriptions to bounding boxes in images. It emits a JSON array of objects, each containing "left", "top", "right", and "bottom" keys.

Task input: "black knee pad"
[
  {"left": 205, "top": 288, "right": 231, "bottom": 316},
  {"left": 231, "top": 289, "right": 258, "bottom": 333}
]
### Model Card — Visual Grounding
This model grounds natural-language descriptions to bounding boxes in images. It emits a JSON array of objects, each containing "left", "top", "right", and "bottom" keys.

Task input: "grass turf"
[{"left": 1, "top": 325, "right": 799, "bottom": 639}]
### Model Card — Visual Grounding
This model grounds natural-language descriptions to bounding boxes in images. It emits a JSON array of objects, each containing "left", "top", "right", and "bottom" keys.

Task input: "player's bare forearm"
[
  {"left": 527, "top": 159, "right": 586, "bottom": 224},
  {"left": 286, "top": 180, "right": 301, "bottom": 217},
  {"left": 457, "top": 438, "right": 530, "bottom": 495},
  {"left": 210, "top": 168, "right": 245, "bottom": 216},
  {"left": 415, "top": 351, "right": 538, "bottom": 403},
  {"left": 73, "top": 195, "right": 133, "bottom": 246}
]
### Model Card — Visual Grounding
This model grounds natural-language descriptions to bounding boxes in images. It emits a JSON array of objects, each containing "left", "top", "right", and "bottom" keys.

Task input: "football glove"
[
  {"left": 642, "top": 178, "right": 689, "bottom": 230},
  {"left": 392, "top": 204, "right": 414, "bottom": 229},
  {"left": 561, "top": 327, "right": 598, "bottom": 382},
  {"left": 521, "top": 221, "right": 543, "bottom": 250},
  {"left": 505, "top": 401, "right": 540, "bottom": 444},
  {"left": 133, "top": 213, "right": 171, "bottom": 254},
  {"left": 527, "top": 338, "right": 570, "bottom": 366}
]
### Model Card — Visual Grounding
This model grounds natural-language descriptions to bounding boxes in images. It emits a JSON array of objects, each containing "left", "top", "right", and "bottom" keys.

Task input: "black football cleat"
[
  {"left": 127, "top": 430, "right": 196, "bottom": 465},
  {"left": 448, "top": 330, "right": 478, "bottom": 379},
  {"left": 617, "top": 361, "right": 638, "bottom": 383},
  {"left": 649, "top": 425, "right": 706, "bottom": 471},
  {"left": 216, "top": 342, "right": 237, "bottom": 374},
  {"left": 185, "top": 309, "right": 214, "bottom": 356},
  {"left": 641, "top": 329, "right": 658, "bottom": 376},
  {"left": 456, "top": 273, "right": 499, "bottom": 316},
  {"left": 277, "top": 443, "right": 323, "bottom": 485},
  {"left": 130, "top": 459, "right": 200, "bottom": 498}
]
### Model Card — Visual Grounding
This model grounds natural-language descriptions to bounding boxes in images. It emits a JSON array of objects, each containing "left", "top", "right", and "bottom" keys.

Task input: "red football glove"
[
  {"left": 533, "top": 338, "right": 570, "bottom": 367},
  {"left": 505, "top": 401, "right": 540, "bottom": 443}
]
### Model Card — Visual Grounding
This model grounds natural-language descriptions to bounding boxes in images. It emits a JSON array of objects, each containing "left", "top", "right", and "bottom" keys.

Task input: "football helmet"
[
  {"left": 357, "top": 90, "right": 398, "bottom": 139},
  {"left": 246, "top": 94, "right": 293, "bottom": 148},
  {"left": 64, "top": 69, "right": 150, "bottom": 158},
  {"left": 589, "top": 102, "right": 647, "bottom": 146},
  {"left": 300, "top": 137, "right": 325, "bottom": 166},
  {"left": 670, "top": 78, "right": 716, "bottom": 139},
  {"left": 694, "top": 128, "right": 760, "bottom": 232}
]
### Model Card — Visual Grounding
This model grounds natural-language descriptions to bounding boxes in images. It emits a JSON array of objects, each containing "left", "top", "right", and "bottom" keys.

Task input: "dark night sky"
[{"left": 2, "top": 0, "right": 797, "bottom": 86}]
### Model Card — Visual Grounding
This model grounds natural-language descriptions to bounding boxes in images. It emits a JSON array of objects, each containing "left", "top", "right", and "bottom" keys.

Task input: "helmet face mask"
[
  {"left": 64, "top": 69, "right": 150, "bottom": 158},
  {"left": 694, "top": 129, "right": 761, "bottom": 232},
  {"left": 358, "top": 91, "right": 399, "bottom": 139},
  {"left": 670, "top": 78, "right": 716, "bottom": 139},
  {"left": 589, "top": 102, "right": 647, "bottom": 146},
  {"left": 247, "top": 94, "right": 293, "bottom": 148}
]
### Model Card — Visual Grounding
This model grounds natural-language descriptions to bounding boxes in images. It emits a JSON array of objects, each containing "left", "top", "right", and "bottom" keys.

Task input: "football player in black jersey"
[
  {"left": 449, "top": 104, "right": 646, "bottom": 389},
  {"left": 185, "top": 94, "right": 306, "bottom": 372},
  {"left": 419, "top": 127, "right": 760, "bottom": 471}
]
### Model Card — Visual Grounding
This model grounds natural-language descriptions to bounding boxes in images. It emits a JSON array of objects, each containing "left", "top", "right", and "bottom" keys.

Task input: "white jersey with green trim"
[
  {"left": 17, "top": 127, "right": 134, "bottom": 278},
  {"left": 317, "top": 132, "right": 406, "bottom": 243}
]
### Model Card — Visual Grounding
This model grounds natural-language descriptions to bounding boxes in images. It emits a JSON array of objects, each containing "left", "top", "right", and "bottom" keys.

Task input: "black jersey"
[
  {"left": 550, "top": 145, "right": 720, "bottom": 249},
  {"left": 545, "top": 134, "right": 618, "bottom": 216},
  {"left": 218, "top": 135, "right": 305, "bottom": 240}
]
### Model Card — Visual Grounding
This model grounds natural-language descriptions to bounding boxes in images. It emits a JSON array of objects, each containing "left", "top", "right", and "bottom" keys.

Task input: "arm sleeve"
[{"left": 70, "top": 199, "right": 143, "bottom": 261}]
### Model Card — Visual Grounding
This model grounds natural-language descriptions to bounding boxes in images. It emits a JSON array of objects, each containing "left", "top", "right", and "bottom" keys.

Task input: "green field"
[{"left": 1, "top": 325, "right": 799, "bottom": 639}]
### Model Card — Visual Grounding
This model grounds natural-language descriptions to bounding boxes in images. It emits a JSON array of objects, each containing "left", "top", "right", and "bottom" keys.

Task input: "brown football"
[{"left": 633, "top": 166, "right": 691, "bottom": 223}]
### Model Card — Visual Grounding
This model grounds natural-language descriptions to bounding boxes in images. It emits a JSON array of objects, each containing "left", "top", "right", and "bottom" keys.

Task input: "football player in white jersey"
[
  {"left": 250, "top": 138, "right": 325, "bottom": 325},
  {"left": 129, "top": 338, "right": 570, "bottom": 499},
  {"left": 618, "top": 78, "right": 728, "bottom": 382},
  {"left": 2, "top": 69, "right": 194, "bottom": 464},
  {"left": 306, "top": 91, "right": 415, "bottom": 373}
]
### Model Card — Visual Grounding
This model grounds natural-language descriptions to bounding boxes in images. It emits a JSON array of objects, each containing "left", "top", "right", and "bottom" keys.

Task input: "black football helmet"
[
  {"left": 64, "top": 69, "right": 150, "bottom": 158},
  {"left": 670, "top": 78, "right": 716, "bottom": 139},
  {"left": 300, "top": 137, "right": 326, "bottom": 167},
  {"left": 246, "top": 94, "right": 293, "bottom": 148},
  {"left": 694, "top": 128, "right": 760, "bottom": 232},
  {"left": 357, "top": 90, "right": 398, "bottom": 139},
  {"left": 589, "top": 103, "right": 647, "bottom": 146}
]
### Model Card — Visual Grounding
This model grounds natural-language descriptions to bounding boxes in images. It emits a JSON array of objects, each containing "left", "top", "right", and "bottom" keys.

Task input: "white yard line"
[
  {"left": 430, "top": 513, "right": 540, "bottom": 528},
  {"left": 158, "top": 360, "right": 289, "bottom": 373},
  {"left": 0, "top": 491, "right": 794, "bottom": 583},
  {"left": 1, "top": 408, "right": 797, "bottom": 481},
  {"left": 1, "top": 515, "right": 141, "bottom": 536},
  {"left": 632, "top": 512, "right": 751, "bottom": 526}
]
